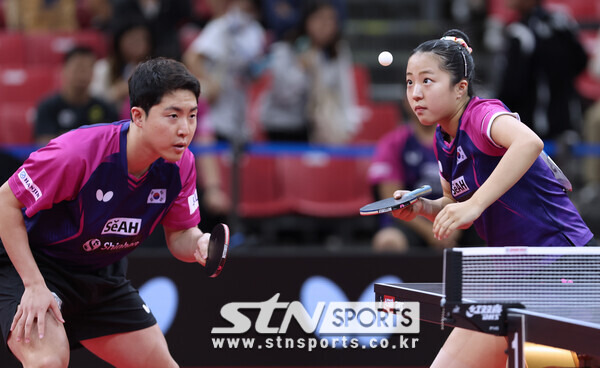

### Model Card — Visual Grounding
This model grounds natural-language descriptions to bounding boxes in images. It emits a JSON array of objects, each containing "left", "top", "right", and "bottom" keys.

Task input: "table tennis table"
[{"left": 374, "top": 282, "right": 600, "bottom": 368}]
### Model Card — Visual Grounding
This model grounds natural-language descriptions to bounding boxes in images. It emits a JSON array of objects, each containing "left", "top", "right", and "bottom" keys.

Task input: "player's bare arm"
[
  {"left": 0, "top": 182, "right": 64, "bottom": 342},
  {"left": 164, "top": 225, "right": 209, "bottom": 265},
  {"left": 433, "top": 115, "right": 543, "bottom": 240}
]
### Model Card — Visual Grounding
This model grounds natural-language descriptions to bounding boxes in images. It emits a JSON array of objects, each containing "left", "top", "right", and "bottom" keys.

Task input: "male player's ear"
[{"left": 130, "top": 107, "right": 145, "bottom": 127}]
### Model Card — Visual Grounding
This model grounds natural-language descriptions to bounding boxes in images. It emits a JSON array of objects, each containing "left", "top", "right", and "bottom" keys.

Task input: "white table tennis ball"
[{"left": 378, "top": 51, "right": 393, "bottom": 66}]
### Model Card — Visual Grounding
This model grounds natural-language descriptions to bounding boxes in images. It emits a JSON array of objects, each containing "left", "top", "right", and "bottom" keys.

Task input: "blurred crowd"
[{"left": 0, "top": 0, "right": 599, "bottom": 250}]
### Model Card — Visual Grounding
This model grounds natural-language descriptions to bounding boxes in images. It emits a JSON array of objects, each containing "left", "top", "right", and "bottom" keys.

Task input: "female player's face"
[
  {"left": 144, "top": 89, "right": 198, "bottom": 162},
  {"left": 406, "top": 52, "right": 461, "bottom": 127}
]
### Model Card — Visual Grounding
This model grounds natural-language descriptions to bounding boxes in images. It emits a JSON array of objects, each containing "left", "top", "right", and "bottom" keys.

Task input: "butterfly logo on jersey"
[
  {"left": 148, "top": 189, "right": 167, "bottom": 204},
  {"left": 456, "top": 146, "right": 467, "bottom": 165},
  {"left": 96, "top": 189, "right": 113, "bottom": 202}
]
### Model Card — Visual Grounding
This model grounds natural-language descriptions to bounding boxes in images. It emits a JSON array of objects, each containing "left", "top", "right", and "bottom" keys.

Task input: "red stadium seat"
[
  {"left": 218, "top": 154, "right": 291, "bottom": 217},
  {"left": 25, "top": 31, "right": 108, "bottom": 65},
  {"left": 576, "top": 70, "right": 600, "bottom": 101},
  {"left": 487, "top": 0, "right": 519, "bottom": 23},
  {"left": 576, "top": 31, "right": 600, "bottom": 101},
  {"left": 0, "top": 32, "right": 26, "bottom": 67},
  {"left": 278, "top": 154, "right": 372, "bottom": 217},
  {"left": 489, "top": 0, "right": 600, "bottom": 23},
  {"left": 0, "top": 66, "right": 61, "bottom": 104},
  {"left": 351, "top": 102, "right": 400, "bottom": 144},
  {"left": 0, "top": 102, "right": 36, "bottom": 144}
]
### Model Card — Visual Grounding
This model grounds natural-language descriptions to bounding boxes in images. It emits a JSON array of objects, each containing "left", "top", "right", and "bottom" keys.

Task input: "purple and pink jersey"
[
  {"left": 7, "top": 120, "right": 200, "bottom": 270},
  {"left": 434, "top": 97, "right": 592, "bottom": 246}
]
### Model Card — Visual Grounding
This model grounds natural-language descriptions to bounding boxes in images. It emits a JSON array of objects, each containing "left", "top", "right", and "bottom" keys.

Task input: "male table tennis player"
[{"left": 0, "top": 57, "right": 211, "bottom": 367}]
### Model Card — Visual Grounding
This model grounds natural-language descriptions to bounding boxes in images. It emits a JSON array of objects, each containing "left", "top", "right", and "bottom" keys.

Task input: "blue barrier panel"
[{"left": 2, "top": 141, "right": 600, "bottom": 160}]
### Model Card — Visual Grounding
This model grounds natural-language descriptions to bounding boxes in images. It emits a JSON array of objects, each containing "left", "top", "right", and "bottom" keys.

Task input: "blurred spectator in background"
[
  {"left": 183, "top": 0, "right": 266, "bottom": 143},
  {"left": 261, "top": 0, "right": 302, "bottom": 41},
  {"left": 111, "top": 0, "right": 192, "bottom": 60},
  {"left": 260, "top": 0, "right": 346, "bottom": 41},
  {"left": 495, "top": 0, "right": 588, "bottom": 142},
  {"left": 193, "top": 99, "right": 232, "bottom": 233},
  {"left": 90, "top": 19, "right": 154, "bottom": 119},
  {"left": 35, "top": 46, "right": 118, "bottom": 144},
  {"left": 367, "top": 103, "right": 454, "bottom": 252},
  {"left": 80, "top": 0, "right": 114, "bottom": 32},
  {"left": 259, "top": 0, "right": 360, "bottom": 143},
  {"left": 4, "top": 0, "right": 78, "bottom": 31}
]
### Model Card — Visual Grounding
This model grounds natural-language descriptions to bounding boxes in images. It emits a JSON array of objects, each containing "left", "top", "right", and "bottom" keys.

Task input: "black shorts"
[{"left": 0, "top": 247, "right": 156, "bottom": 348}]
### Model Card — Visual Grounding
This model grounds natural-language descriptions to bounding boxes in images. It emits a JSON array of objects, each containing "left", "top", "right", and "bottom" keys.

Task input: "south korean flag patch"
[{"left": 147, "top": 189, "right": 167, "bottom": 204}]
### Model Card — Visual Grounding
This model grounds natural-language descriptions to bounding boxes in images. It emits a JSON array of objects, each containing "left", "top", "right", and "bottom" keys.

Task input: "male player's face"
[
  {"left": 406, "top": 52, "right": 463, "bottom": 127},
  {"left": 143, "top": 89, "right": 198, "bottom": 162}
]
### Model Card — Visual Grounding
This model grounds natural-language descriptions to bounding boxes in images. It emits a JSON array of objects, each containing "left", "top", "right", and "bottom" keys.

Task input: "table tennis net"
[{"left": 443, "top": 247, "right": 600, "bottom": 320}]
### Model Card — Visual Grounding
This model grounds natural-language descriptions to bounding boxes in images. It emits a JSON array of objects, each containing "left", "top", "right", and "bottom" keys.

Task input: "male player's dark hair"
[
  {"left": 128, "top": 57, "right": 201, "bottom": 115},
  {"left": 63, "top": 45, "right": 96, "bottom": 64}
]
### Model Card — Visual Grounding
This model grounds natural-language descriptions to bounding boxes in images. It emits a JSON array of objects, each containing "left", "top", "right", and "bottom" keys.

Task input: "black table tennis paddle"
[
  {"left": 205, "top": 223, "right": 229, "bottom": 278},
  {"left": 360, "top": 185, "right": 432, "bottom": 216}
]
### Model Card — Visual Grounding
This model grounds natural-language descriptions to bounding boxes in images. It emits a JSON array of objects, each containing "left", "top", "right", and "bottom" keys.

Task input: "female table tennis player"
[{"left": 391, "top": 29, "right": 595, "bottom": 367}]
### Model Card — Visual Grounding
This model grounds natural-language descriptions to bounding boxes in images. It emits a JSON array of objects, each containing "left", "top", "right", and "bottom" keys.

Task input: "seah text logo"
[
  {"left": 102, "top": 217, "right": 141, "bottom": 235},
  {"left": 451, "top": 176, "right": 469, "bottom": 197},
  {"left": 18, "top": 169, "right": 42, "bottom": 201},
  {"left": 465, "top": 304, "right": 502, "bottom": 321},
  {"left": 211, "top": 293, "right": 419, "bottom": 335}
]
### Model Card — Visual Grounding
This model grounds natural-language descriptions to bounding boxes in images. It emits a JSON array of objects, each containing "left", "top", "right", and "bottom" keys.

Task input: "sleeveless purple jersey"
[
  {"left": 8, "top": 121, "right": 201, "bottom": 270},
  {"left": 434, "top": 97, "right": 592, "bottom": 246}
]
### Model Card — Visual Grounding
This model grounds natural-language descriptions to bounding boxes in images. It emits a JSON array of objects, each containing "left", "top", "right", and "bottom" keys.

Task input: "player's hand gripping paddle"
[
  {"left": 359, "top": 185, "right": 432, "bottom": 216},
  {"left": 205, "top": 223, "right": 229, "bottom": 278}
]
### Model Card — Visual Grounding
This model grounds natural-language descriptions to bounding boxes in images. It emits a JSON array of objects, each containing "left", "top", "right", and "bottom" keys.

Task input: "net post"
[{"left": 443, "top": 248, "right": 462, "bottom": 303}]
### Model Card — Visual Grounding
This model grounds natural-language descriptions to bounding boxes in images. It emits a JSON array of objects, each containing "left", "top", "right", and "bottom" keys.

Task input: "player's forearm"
[
  {"left": 419, "top": 196, "right": 454, "bottom": 222},
  {"left": 165, "top": 226, "right": 204, "bottom": 263},
  {"left": 0, "top": 183, "right": 45, "bottom": 287}
]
